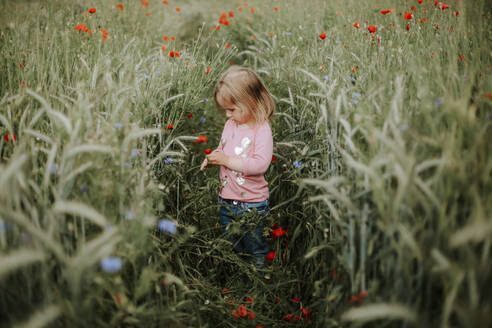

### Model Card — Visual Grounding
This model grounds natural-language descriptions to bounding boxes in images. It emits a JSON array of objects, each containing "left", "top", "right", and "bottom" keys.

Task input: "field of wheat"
[{"left": 0, "top": 0, "right": 491, "bottom": 327}]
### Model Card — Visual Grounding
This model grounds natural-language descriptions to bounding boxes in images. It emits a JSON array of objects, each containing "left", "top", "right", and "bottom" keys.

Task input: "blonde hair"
[{"left": 214, "top": 66, "right": 275, "bottom": 125}]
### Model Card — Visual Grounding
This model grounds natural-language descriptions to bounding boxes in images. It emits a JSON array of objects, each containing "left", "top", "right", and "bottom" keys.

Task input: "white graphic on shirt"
[
  {"left": 234, "top": 137, "right": 251, "bottom": 156},
  {"left": 237, "top": 177, "right": 245, "bottom": 185}
]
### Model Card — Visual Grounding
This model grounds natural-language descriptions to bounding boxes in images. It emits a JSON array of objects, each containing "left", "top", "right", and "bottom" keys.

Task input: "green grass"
[{"left": 0, "top": 0, "right": 491, "bottom": 327}]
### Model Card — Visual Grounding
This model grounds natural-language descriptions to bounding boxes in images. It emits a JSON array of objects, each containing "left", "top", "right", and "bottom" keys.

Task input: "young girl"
[{"left": 200, "top": 66, "right": 274, "bottom": 269}]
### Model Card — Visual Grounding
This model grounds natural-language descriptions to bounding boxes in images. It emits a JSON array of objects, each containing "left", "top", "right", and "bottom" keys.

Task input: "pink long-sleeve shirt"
[{"left": 213, "top": 118, "right": 273, "bottom": 202}]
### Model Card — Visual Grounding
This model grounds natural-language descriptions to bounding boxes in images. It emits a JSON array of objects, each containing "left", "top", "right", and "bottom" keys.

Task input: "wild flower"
[
  {"left": 266, "top": 251, "right": 276, "bottom": 262},
  {"left": 204, "top": 148, "right": 212, "bottom": 154},
  {"left": 368, "top": 25, "right": 376, "bottom": 33},
  {"left": 100, "top": 256, "right": 122, "bottom": 272},
  {"left": 200, "top": 117, "right": 206, "bottom": 123},
  {"left": 293, "top": 160, "right": 302, "bottom": 168},
  {"left": 404, "top": 12, "right": 413, "bottom": 20},
  {"left": 116, "top": 4, "right": 124, "bottom": 11},
  {"left": 158, "top": 219, "right": 177, "bottom": 234},
  {"left": 197, "top": 135, "right": 208, "bottom": 143},
  {"left": 381, "top": 9, "right": 394, "bottom": 15},
  {"left": 319, "top": 33, "right": 326, "bottom": 40},
  {"left": 164, "top": 157, "right": 174, "bottom": 164},
  {"left": 88, "top": 8, "right": 96, "bottom": 14},
  {"left": 285, "top": 31, "right": 291, "bottom": 36},
  {"left": 125, "top": 210, "right": 134, "bottom": 220}
]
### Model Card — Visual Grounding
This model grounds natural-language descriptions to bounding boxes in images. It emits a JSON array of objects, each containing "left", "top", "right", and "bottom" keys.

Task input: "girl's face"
[{"left": 221, "top": 100, "right": 252, "bottom": 126}]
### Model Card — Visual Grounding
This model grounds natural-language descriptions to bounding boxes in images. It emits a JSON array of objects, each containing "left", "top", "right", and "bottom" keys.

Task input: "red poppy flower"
[
  {"left": 436, "top": 24, "right": 439, "bottom": 29},
  {"left": 359, "top": 291, "right": 368, "bottom": 298},
  {"left": 162, "top": 45, "right": 166, "bottom": 51},
  {"left": 418, "top": 0, "right": 423, "bottom": 3},
  {"left": 266, "top": 251, "right": 276, "bottom": 262},
  {"left": 435, "top": 2, "right": 449, "bottom": 10},
  {"left": 380, "top": 9, "right": 394, "bottom": 15},
  {"left": 349, "top": 296, "right": 363, "bottom": 303},
  {"left": 175, "top": 7, "right": 181, "bottom": 12},
  {"left": 353, "top": 22, "right": 360, "bottom": 29},
  {"left": 204, "top": 148, "right": 212, "bottom": 154},
  {"left": 246, "top": 297, "right": 253, "bottom": 303},
  {"left": 187, "top": 113, "right": 193, "bottom": 118},
  {"left": 229, "top": 11, "right": 235, "bottom": 17},
  {"left": 485, "top": 92, "right": 492, "bottom": 100},
  {"left": 232, "top": 309, "right": 240, "bottom": 319},
  {"left": 167, "top": 124, "right": 173, "bottom": 129},
  {"left": 301, "top": 307, "right": 312, "bottom": 316},
  {"left": 406, "top": 23, "right": 410, "bottom": 31},
  {"left": 197, "top": 135, "right": 208, "bottom": 143},
  {"left": 163, "top": 36, "right": 169, "bottom": 41},
  {"left": 238, "top": 7, "right": 243, "bottom": 12},
  {"left": 162, "top": 0, "right": 168, "bottom": 4},
  {"left": 455, "top": 11, "right": 459, "bottom": 16},
  {"left": 116, "top": 4, "right": 124, "bottom": 11},
  {"left": 250, "top": 7, "right": 255, "bottom": 13},
  {"left": 368, "top": 25, "right": 376, "bottom": 33},
  {"left": 3, "top": 133, "right": 16, "bottom": 142},
  {"left": 274, "top": 7, "right": 280, "bottom": 11},
  {"left": 248, "top": 312, "right": 256, "bottom": 320},
  {"left": 225, "top": 43, "right": 230, "bottom": 48},
  {"left": 272, "top": 226, "right": 288, "bottom": 239},
  {"left": 237, "top": 305, "right": 248, "bottom": 317},
  {"left": 169, "top": 51, "right": 178, "bottom": 57},
  {"left": 404, "top": 12, "right": 413, "bottom": 20},
  {"left": 283, "top": 314, "right": 294, "bottom": 321},
  {"left": 458, "top": 55, "right": 466, "bottom": 62},
  {"left": 100, "top": 29, "right": 109, "bottom": 41},
  {"left": 75, "top": 23, "right": 88, "bottom": 32},
  {"left": 291, "top": 297, "right": 300, "bottom": 303},
  {"left": 88, "top": 8, "right": 96, "bottom": 14},
  {"left": 140, "top": 0, "right": 150, "bottom": 7},
  {"left": 319, "top": 33, "right": 326, "bottom": 40},
  {"left": 271, "top": 155, "right": 276, "bottom": 162},
  {"left": 206, "top": 67, "right": 211, "bottom": 74},
  {"left": 275, "top": 297, "right": 279, "bottom": 303}
]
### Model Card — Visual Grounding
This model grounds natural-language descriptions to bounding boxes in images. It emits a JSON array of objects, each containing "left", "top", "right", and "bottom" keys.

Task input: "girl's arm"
[{"left": 242, "top": 124, "right": 273, "bottom": 175}]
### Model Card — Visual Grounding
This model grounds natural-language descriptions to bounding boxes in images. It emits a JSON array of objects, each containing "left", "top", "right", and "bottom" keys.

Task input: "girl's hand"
[
  {"left": 200, "top": 158, "right": 208, "bottom": 171},
  {"left": 206, "top": 152, "right": 228, "bottom": 167}
]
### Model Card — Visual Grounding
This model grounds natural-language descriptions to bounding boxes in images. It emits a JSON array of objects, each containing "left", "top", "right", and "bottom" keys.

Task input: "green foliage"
[{"left": 1, "top": 0, "right": 491, "bottom": 327}]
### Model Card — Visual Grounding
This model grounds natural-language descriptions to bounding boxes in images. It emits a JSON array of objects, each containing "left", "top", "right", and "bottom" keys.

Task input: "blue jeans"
[{"left": 218, "top": 197, "right": 270, "bottom": 268}]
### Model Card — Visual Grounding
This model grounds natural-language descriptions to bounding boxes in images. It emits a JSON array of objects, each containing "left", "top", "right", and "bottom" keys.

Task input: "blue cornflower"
[
  {"left": 322, "top": 76, "right": 329, "bottom": 81},
  {"left": 125, "top": 162, "right": 132, "bottom": 168},
  {"left": 200, "top": 117, "right": 206, "bottom": 123},
  {"left": 285, "top": 31, "right": 292, "bottom": 36},
  {"left": 125, "top": 210, "right": 134, "bottom": 220},
  {"left": 352, "top": 99, "right": 358, "bottom": 104},
  {"left": 293, "top": 160, "right": 303, "bottom": 168},
  {"left": 349, "top": 77, "right": 356, "bottom": 82},
  {"left": 130, "top": 149, "right": 139, "bottom": 158},
  {"left": 335, "top": 40, "right": 341, "bottom": 44},
  {"left": 100, "top": 256, "right": 122, "bottom": 273},
  {"left": 435, "top": 98, "right": 441, "bottom": 107},
  {"left": 145, "top": 74, "right": 150, "bottom": 79},
  {"left": 115, "top": 122, "right": 122, "bottom": 128},
  {"left": 81, "top": 184, "right": 88, "bottom": 193},
  {"left": 203, "top": 98, "right": 207, "bottom": 102},
  {"left": 156, "top": 71, "right": 161, "bottom": 75},
  {"left": 352, "top": 92, "right": 362, "bottom": 98},
  {"left": 164, "top": 157, "right": 174, "bottom": 164},
  {"left": 158, "top": 219, "right": 177, "bottom": 234}
]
